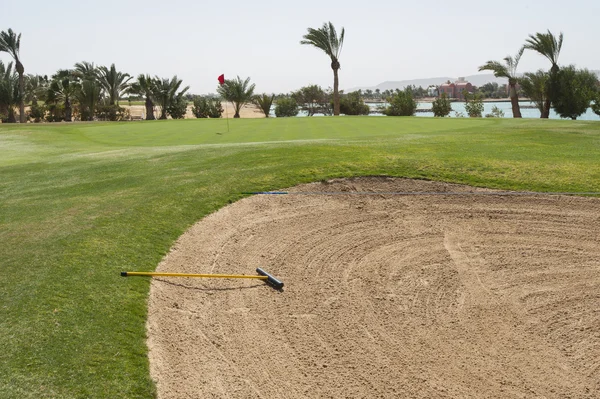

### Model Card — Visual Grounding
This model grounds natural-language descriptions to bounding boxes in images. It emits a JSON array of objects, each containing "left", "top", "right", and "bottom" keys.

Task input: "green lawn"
[{"left": 1, "top": 117, "right": 599, "bottom": 398}]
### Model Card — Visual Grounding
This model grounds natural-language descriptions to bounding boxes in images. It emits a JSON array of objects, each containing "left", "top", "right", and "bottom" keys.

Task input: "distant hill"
[
  {"left": 347, "top": 74, "right": 506, "bottom": 92},
  {"left": 348, "top": 70, "right": 600, "bottom": 92}
]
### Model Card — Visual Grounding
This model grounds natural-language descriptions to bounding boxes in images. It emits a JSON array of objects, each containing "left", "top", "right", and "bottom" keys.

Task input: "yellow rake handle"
[{"left": 121, "top": 271, "right": 268, "bottom": 279}]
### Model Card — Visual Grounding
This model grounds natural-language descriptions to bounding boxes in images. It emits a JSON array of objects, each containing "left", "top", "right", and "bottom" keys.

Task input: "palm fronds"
[
  {"left": 217, "top": 76, "right": 256, "bottom": 118},
  {"left": 253, "top": 93, "right": 274, "bottom": 117},
  {"left": 524, "top": 30, "right": 563, "bottom": 67}
]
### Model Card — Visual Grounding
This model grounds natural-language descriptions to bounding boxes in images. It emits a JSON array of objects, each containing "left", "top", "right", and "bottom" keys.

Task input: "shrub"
[
  {"left": 431, "top": 93, "right": 452, "bottom": 117},
  {"left": 275, "top": 97, "right": 299, "bottom": 117},
  {"left": 464, "top": 92, "right": 484, "bottom": 118},
  {"left": 192, "top": 97, "right": 223, "bottom": 118},
  {"left": 167, "top": 96, "right": 188, "bottom": 119},
  {"left": 96, "top": 104, "right": 128, "bottom": 121},
  {"left": 45, "top": 103, "right": 65, "bottom": 122},
  {"left": 28, "top": 103, "right": 46, "bottom": 123},
  {"left": 552, "top": 66, "right": 599, "bottom": 120},
  {"left": 383, "top": 89, "right": 417, "bottom": 116},
  {"left": 292, "top": 85, "right": 332, "bottom": 116},
  {"left": 485, "top": 105, "right": 505, "bottom": 118},
  {"left": 592, "top": 93, "right": 600, "bottom": 117},
  {"left": 339, "top": 91, "right": 370, "bottom": 115}
]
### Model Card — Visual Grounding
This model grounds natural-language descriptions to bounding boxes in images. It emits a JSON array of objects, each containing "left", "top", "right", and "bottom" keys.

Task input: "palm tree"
[
  {"left": 152, "top": 76, "right": 189, "bottom": 119},
  {"left": 75, "top": 79, "right": 102, "bottom": 121},
  {"left": 98, "top": 64, "right": 132, "bottom": 105},
  {"left": 130, "top": 75, "right": 156, "bottom": 120},
  {"left": 0, "top": 29, "right": 25, "bottom": 123},
  {"left": 523, "top": 30, "right": 563, "bottom": 118},
  {"left": 216, "top": 76, "right": 256, "bottom": 118},
  {"left": 0, "top": 60, "right": 20, "bottom": 123},
  {"left": 301, "top": 22, "right": 345, "bottom": 116},
  {"left": 519, "top": 70, "right": 548, "bottom": 116},
  {"left": 253, "top": 93, "right": 275, "bottom": 117},
  {"left": 73, "top": 62, "right": 100, "bottom": 121},
  {"left": 24, "top": 74, "right": 48, "bottom": 107},
  {"left": 478, "top": 48, "right": 524, "bottom": 118},
  {"left": 47, "top": 70, "right": 79, "bottom": 122},
  {"left": 73, "top": 61, "right": 98, "bottom": 81}
]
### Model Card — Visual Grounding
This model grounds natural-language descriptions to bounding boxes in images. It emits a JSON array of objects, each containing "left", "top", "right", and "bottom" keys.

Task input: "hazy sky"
[{"left": 2, "top": 0, "right": 599, "bottom": 94}]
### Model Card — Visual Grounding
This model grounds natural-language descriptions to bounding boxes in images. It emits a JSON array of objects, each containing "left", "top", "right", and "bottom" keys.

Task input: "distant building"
[
  {"left": 427, "top": 85, "right": 439, "bottom": 97},
  {"left": 439, "top": 77, "right": 474, "bottom": 100}
]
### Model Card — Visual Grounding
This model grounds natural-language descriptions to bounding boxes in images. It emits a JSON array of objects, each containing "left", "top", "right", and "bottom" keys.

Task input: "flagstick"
[{"left": 224, "top": 101, "right": 230, "bottom": 133}]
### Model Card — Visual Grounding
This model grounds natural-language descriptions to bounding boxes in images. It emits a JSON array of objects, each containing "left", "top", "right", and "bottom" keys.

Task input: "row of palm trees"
[
  {"left": 1, "top": 28, "right": 190, "bottom": 122},
  {"left": 2, "top": 61, "right": 189, "bottom": 122}
]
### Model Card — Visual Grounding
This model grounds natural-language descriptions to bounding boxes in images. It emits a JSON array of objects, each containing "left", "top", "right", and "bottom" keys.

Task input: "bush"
[
  {"left": 45, "top": 103, "right": 65, "bottom": 122},
  {"left": 274, "top": 97, "right": 298, "bottom": 117},
  {"left": 464, "top": 92, "right": 484, "bottom": 118},
  {"left": 383, "top": 89, "right": 417, "bottom": 116},
  {"left": 485, "top": 105, "right": 505, "bottom": 118},
  {"left": 96, "top": 104, "right": 128, "bottom": 121},
  {"left": 292, "top": 85, "right": 332, "bottom": 116},
  {"left": 192, "top": 97, "right": 223, "bottom": 118},
  {"left": 339, "top": 91, "right": 370, "bottom": 115},
  {"left": 431, "top": 93, "right": 452, "bottom": 117},
  {"left": 28, "top": 103, "right": 46, "bottom": 123},
  {"left": 552, "top": 66, "right": 599, "bottom": 120},
  {"left": 592, "top": 93, "right": 600, "bottom": 117},
  {"left": 167, "top": 96, "right": 188, "bottom": 119}
]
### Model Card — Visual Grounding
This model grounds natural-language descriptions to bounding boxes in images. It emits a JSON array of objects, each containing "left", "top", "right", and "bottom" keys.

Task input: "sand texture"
[
  {"left": 125, "top": 102, "right": 265, "bottom": 120},
  {"left": 147, "top": 177, "right": 600, "bottom": 398}
]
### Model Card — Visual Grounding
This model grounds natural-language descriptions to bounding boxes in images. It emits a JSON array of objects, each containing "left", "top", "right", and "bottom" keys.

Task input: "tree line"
[{"left": 2, "top": 26, "right": 600, "bottom": 122}]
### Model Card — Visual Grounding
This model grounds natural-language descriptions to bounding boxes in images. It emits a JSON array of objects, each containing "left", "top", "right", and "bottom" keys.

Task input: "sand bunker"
[{"left": 147, "top": 177, "right": 600, "bottom": 398}]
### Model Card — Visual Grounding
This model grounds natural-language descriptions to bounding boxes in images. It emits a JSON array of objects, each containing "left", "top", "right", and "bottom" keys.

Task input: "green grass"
[{"left": 1, "top": 117, "right": 599, "bottom": 398}]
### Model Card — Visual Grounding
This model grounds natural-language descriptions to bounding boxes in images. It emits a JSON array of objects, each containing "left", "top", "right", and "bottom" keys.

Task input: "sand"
[
  {"left": 147, "top": 177, "right": 600, "bottom": 398},
  {"left": 124, "top": 102, "right": 265, "bottom": 120}
]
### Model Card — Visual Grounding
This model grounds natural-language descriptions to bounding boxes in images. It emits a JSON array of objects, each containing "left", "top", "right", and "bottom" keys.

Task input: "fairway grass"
[{"left": 1, "top": 117, "right": 599, "bottom": 398}]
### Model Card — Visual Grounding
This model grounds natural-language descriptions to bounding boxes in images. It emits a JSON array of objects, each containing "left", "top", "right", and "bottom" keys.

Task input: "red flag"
[{"left": 218, "top": 74, "right": 225, "bottom": 85}]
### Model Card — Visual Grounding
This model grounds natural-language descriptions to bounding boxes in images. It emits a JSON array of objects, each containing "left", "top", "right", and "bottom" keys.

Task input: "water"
[
  {"left": 271, "top": 101, "right": 600, "bottom": 120},
  {"left": 371, "top": 101, "right": 600, "bottom": 121}
]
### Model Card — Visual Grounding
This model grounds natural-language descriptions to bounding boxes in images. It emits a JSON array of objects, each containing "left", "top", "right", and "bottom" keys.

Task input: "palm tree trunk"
[
  {"left": 509, "top": 83, "right": 522, "bottom": 118},
  {"left": 541, "top": 98, "right": 550, "bottom": 118},
  {"left": 65, "top": 98, "right": 72, "bottom": 122},
  {"left": 333, "top": 68, "right": 340, "bottom": 116},
  {"left": 234, "top": 102, "right": 241, "bottom": 118},
  {"left": 17, "top": 64, "right": 25, "bottom": 123},
  {"left": 145, "top": 97, "right": 155, "bottom": 120}
]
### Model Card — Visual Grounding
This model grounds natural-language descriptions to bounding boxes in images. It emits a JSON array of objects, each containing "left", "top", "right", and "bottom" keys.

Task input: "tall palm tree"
[
  {"left": 523, "top": 30, "right": 563, "bottom": 118},
  {"left": 130, "top": 74, "right": 156, "bottom": 120},
  {"left": 98, "top": 64, "right": 132, "bottom": 105},
  {"left": 301, "top": 22, "right": 345, "bottom": 116},
  {"left": 0, "top": 29, "right": 25, "bottom": 123},
  {"left": 478, "top": 48, "right": 524, "bottom": 118},
  {"left": 216, "top": 76, "right": 256, "bottom": 118},
  {"left": 152, "top": 76, "right": 189, "bottom": 119},
  {"left": 0, "top": 60, "right": 20, "bottom": 123}
]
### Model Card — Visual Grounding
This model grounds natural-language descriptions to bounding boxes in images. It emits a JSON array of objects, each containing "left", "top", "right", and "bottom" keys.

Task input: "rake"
[{"left": 120, "top": 267, "right": 284, "bottom": 289}]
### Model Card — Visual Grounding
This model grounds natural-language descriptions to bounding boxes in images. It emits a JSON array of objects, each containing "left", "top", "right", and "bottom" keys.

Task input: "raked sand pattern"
[{"left": 147, "top": 177, "right": 600, "bottom": 398}]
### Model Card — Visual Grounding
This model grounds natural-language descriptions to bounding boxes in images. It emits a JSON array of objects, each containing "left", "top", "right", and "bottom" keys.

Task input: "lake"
[{"left": 288, "top": 101, "right": 600, "bottom": 120}]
